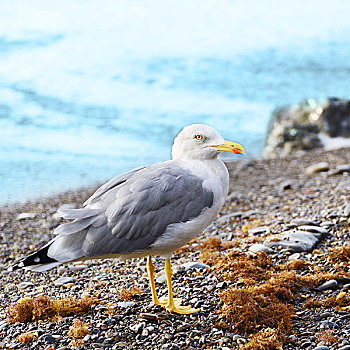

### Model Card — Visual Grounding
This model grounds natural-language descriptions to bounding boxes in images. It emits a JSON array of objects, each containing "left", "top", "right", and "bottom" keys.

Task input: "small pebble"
[
  {"left": 54, "top": 277, "right": 75, "bottom": 286},
  {"left": 338, "top": 345, "right": 350, "bottom": 350},
  {"left": 17, "top": 282, "right": 34, "bottom": 289},
  {"left": 182, "top": 262, "right": 209, "bottom": 271},
  {"left": 156, "top": 274, "right": 167, "bottom": 284},
  {"left": 216, "top": 212, "right": 243, "bottom": 222},
  {"left": 300, "top": 340, "right": 312, "bottom": 348},
  {"left": 44, "top": 335, "right": 56, "bottom": 344},
  {"left": 320, "top": 221, "right": 334, "bottom": 227},
  {"left": 288, "top": 253, "right": 301, "bottom": 260},
  {"left": 306, "top": 162, "right": 329, "bottom": 175},
  {"left": 117, "top": 301, "right": 135, "bottom": 308},
  {"left": 249, "top": 243, "right": 272, "bottom": 253},
  {"left": 317, "top": 279, "right": 338, "bottom": 291},
  {"left": 344, "top": 203, "right": 350, "bottom": 217},
  {"left": 298, "top": 225, "right": 328, "bottom": 235},
  {"left": 0, "top": 321, "right": 8, "bottom": 331},
  {"left": 68, "top": 264, "right": 88, "bottom": 271},
  {"left": 329, "top": 164, "right": 350, "bottom": 175},
  {"left": 130, "top": 322, "right": 145, "bottom": 334},
  {"left": 216, "top": 281, "right": 227, "bottom": 289},
  {"left": 16, "top": 212, "right": 36, "bottom": 220},
  {"left": 139, "top": 313, "right": 158, "bottom": 321},
  {"left": 248, "top": 226, "right": 269, "bottom": 235},
  {"left": 290, "top": 218, "right": 316, "bottom": 226}
]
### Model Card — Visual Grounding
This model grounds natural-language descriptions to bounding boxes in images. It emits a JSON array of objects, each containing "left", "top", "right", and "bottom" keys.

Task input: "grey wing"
[
  {"left": 49, "top": 162, "right": 214, "bottom": 261},
  {"left": 81, "top": 162, "right": 214, "bottom": 256},
  {"left": 84, "top": 166, "right": 146, "bottom": 206}
]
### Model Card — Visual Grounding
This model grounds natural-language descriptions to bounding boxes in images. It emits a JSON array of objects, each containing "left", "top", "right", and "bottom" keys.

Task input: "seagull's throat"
[{"left": 172, "top": 146, "right": 218, "bottom": 161}]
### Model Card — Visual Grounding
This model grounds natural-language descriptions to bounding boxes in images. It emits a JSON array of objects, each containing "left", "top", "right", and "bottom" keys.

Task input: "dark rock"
[
  {"left": 139, "top": 313, "right": 158, "bottom": 321},
  {"left": 264, "top": 98, "right": 350, "bottom": 158},
  {"left": 316, "top": 280, "right": 338, "bottom": 291},
  {"left": 44, "top": 335, "right": 56, "bottom": 344}
]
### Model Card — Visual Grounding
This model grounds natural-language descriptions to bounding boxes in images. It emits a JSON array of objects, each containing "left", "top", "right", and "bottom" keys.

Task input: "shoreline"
[
  {"left": 2, "top": 146, "right": 349, "bottom": 211},
  {"left": 1, "top": 146, "right": 350, "bottom": 349}
]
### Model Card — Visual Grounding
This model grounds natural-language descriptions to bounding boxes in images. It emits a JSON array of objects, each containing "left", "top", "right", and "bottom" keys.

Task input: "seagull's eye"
[{"left": 194, "top": 134, "right": 204, "bottom": 141}]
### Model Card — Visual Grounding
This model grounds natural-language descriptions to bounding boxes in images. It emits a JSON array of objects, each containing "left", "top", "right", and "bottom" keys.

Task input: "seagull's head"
[{"left": 172, "top": 124, "right": 245, "bottom": 160}]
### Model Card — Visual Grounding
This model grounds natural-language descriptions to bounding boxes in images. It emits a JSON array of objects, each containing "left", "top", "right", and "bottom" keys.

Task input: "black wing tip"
[{"left": 10, "top": 245, "right": 58, "bottom": 271}]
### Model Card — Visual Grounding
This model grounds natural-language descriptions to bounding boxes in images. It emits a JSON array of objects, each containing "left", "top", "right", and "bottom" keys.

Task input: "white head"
[{"left": 172, "top": 124, "right": 245, "bottom": 160}]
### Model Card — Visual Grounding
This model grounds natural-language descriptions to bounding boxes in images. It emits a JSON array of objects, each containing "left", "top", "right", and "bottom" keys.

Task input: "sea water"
[{"left": 0, "top": 0, "right": 349, "bottom": 204}]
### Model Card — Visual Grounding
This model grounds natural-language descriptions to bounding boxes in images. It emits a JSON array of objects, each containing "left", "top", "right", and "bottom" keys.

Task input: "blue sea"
[{"left": 1, "top": 0, "right": 350, "bottom": 204}]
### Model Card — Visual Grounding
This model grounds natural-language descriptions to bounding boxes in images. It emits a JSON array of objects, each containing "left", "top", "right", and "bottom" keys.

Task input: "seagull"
[{"left": 11, "top": 124, "right": 245, "bottom": 314}]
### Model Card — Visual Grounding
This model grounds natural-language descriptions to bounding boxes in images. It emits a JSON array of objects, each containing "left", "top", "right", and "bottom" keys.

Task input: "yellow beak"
[{"left": 213, "top": 140, "right": 245, "bottom": 155}]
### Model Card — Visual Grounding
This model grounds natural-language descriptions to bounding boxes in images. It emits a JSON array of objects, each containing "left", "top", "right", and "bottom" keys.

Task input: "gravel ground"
[{"left": 1, "top": 147, "right": 350, "bottom": 350}]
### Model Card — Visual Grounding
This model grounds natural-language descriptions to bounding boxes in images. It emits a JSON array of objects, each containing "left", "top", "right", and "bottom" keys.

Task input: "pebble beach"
[{"left": 1, "top": 147, "right": 350, "bottom": 350}]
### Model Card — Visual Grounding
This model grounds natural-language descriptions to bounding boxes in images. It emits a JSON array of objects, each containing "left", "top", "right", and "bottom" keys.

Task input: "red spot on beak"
[{"left": 232, "top": 149, "right": 243, "bottom": 154}]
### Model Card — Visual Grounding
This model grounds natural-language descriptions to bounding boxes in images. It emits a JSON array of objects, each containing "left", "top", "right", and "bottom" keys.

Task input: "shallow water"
[{"left": 1, "top": 0, "right": 349, "bottom": 204}]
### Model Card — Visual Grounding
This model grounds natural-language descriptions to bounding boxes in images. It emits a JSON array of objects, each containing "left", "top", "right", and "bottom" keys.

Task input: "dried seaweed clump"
[
  {"left": 68, "top": 319, "right": 90, "bottom": 348},
  {"left": 284, "top": 258, "right": 312, "bottom": 270},
  {"left": 329, "top": 244, "right": 350, "bottom": 263},
  {"left": 8, "top": 295, "right": 95, "bottom": 323},
  {"left": 17, "top": 332, "right": 36, "bottom": 343},
  {"left": 240, "top": 328, "right": 283, "bottom": 350},
  {"left": 200, "top": 237, "right": 234, "bottom": 265},
  {"left": 213, "top": 251, "right": 272, "bottom": 284},
  {"left": 315, "top": 329, "right": 339, "bottom": 345},
  {"left": 305, "top": 291, "right": 350, "bottom": 310},
  {"left": 118, "top": 283, "right": 143, "bottom": 301},
  {"left": 211, "top": 250, "right": 350, "bottom": 349},
  {"left": 220, "top": 286, "right": 293, "bottom": 335}
]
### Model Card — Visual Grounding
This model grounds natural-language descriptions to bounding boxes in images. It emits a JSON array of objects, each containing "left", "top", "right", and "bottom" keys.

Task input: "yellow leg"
[
  {"left": 159, "top": 258, "right": 200, "bottom": 315},
  {"left": 147, "top": 255, "right": 161, "bottom": 305},
  {"left": 146, "top": 255, "right": 177, "bottom": 307}
]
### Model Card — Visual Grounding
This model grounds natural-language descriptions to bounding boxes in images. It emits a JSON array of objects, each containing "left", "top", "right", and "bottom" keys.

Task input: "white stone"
[
  {"left": 249, "top": 243, "right": 272, "bottom": 253},
  {"left": 16, "top": 212, "right": 36, "bottom": 220}
]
